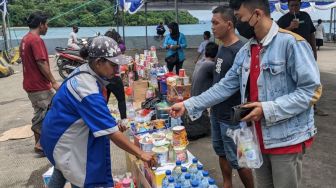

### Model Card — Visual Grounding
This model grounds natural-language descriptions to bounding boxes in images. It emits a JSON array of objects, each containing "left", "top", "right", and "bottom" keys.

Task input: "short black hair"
[
  {"left": 288, "top": 0, "right": 301, "bottom": 3},
  {"left": 318, "top": 19, "right": 322, "bottom": 24},
  {"left": 212, "top": 5, "right": 237, "bottom": 27},
  {"left": 205, "top": 42, "right": 219, "bottom": 58},
  {"left": 26, "top": 11, "right": 48, "bottom": 29},
  {"left": 204, "top": 31, "right": 211, "bottom": 39},
  {"left": 229, "top": 0, "right": 271, "bottom": 16}
]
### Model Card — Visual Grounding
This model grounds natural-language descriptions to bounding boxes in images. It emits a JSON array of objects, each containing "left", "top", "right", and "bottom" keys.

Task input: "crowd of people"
[{"left": 19, "top": 0, "right": 327, "bottom": 187}]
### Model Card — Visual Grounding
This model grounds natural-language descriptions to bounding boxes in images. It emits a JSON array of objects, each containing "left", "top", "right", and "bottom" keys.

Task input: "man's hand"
[
  {"left": 139, "top": 151, "right": 156, "bottom": 167},
  {"left": 52, "top": 82, "right": 60, "bottom": 91},
  {"left": 118, "top": 119, "right": 129, "bottom": 132},
  {"left": 288, "top": 20, "right": 299, "bottom": 30},
  {"left": 169, "top": 102, "right": 186, "bottom": 118},
  {"left": 241, "top": 102, "right": 264, "bottom": 122}
]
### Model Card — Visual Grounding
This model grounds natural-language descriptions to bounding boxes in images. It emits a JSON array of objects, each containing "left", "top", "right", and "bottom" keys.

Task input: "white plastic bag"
[{"left": 227, "top": 122, "right": 263, "bottom": 169}]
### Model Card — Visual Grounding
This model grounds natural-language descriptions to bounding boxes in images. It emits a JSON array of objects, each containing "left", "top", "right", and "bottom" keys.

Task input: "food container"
[
  {"left": 173, "top": 146, "right": 188, "bottom": 163},
  {"left": 182, "top": 77, "right": 189, "bottom": 85},
  {"left": 172, "top": 126, "right": 189, "bottom": 147},
  {"left": 152, "top": 146, "right": 169, "bottom": 166},
  {"left": 139, "top": 137, "right": 154, "bottom": 152},
  {"left": 152, "top": 119, "right": 165, "bottom": 129},
  {"left": 179, "top": 69, "right": 186, "bottom": 77},
  {"left": 166, "top": 77, "right": 177, "bottom": 86}
]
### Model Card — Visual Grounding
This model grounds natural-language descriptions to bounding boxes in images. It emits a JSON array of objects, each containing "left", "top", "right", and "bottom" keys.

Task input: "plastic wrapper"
[{"left": 227, "top": 122, "right": 263, "bottom": 169}]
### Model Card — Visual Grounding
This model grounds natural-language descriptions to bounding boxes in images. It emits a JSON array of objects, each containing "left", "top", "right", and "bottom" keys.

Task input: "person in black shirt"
[
  {"left": 278, "top": 0, "right": 328, "bottom": 116},
  {"left": 277, "top": 0, "right": 317, "bottom": 60},
  {"left": 210, "top": 6, "right": 254, "bottom": 188}
]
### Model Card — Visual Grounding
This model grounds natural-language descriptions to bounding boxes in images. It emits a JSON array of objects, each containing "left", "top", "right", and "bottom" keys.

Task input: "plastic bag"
[{"left": 227, "top": 122, "right": 263, "bottom": 169}]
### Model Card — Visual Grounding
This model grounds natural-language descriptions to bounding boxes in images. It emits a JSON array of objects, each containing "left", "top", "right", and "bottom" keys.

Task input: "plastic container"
[
  {"left": 208, "top": 178, "right": 218, "bottom": 188},
  {"left": 194, "top": 164, "right": 204, "bottom": 182},
  {"left": 172, "top": 126, "right": 189, "bottom": 147},
  {"left": 152, "top": 146, "right": 169, "bottom": 166},
  {"left": 189, "top": 158, "right": 198, "bottom": 180},
  {"left": 172, "top": 161, "right": 183, "bottom": 182},
  {"left": 162, "top": 170, "right": 172, "bottom": 188},
  {"left": 200, "top": 171, "right": 209, "bottom": 188},
  {"left": 139, "top": 138, "right": 153, "bottom": 153},
  {"left": 182, "top": 173, "right": 192, "bottom": 188},
  {"left": 173, "top": 146, "right": 188, "bottom": 163},
  {"left": 167, "top": 176, "right": 175, "bottom": 188},
  {"left": 179, "top": 166, "right": 188, "bottom": 184},
  {"left": 191, "top": 180, "right": 200, "bottom": 188},
  {"left": 122, "top": 178, "right": 131, "bottom": 188}
]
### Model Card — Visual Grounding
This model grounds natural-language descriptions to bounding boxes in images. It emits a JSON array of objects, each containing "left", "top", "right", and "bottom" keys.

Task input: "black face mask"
[
  {"left": 236, "top": 13, "right": 257, "bottom": 39},
  {"left": 236, "top": 21, "right": 255, "bottom": 39}
]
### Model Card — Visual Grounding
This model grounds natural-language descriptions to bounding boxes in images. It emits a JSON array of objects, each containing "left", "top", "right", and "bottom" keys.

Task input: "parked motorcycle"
[{"left": 55, "top": 38, "right": 88, "bottom": 79}]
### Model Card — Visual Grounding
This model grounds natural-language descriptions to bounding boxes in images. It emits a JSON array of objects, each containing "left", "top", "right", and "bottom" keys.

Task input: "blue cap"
[
  {"left": 192, "top": 158, "right": 198, "bottom": 163},
  {"left": 185, "top": 173, "right": 191, "bottom": 179},
  {"left": 197, "top": 164, "right": 203, "bottom": 170},
  {"left": 203, "top": 171, "right": 209, "bottom": 177},
  {"left": 176, "top": 160, "right": 182, "bottom": 166},
  {"left": 182, "top": 167, "right": 187, "bottom": 172},
  {"left": 175, "top": 183, "right": 182, "bottom": 188},
  {"left": 165, "top": 170, "right": 171, "bottom": 175},
  {"left": 209, "top": 178, "right": 215, "bottom": 185},
  {"left": 168, "top": 176, "right": 174, "bottom": 183},
  {"left": 191, "top": 180, "right": 199, "bottom": 187}
]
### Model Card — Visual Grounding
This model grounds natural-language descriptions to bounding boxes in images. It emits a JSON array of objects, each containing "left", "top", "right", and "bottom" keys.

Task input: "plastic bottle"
[
  {"left": 189, "top": 158, "right": 198, "bottom": 180},
  {"left": 162, "top": 170, "right": 172, "bottom": 188},
  {"left": 172, "top": 161, "right": 183, "bottom": 182},
  {"left": 194, "top": 164, "right": 204, "bottom": 182},
  {"left": 167, "top": 176, "right": 175, "bottom": 188},
  {"left": 208, "top": 178, "right": 218, "bottom": 188},
  {"left": 179, "top": 167, "right": 188, "bottom": 184},
  {"left": 240, "top": 124, "right": 260, "bottom": 168},
  {"left": 200, "top": 171, "right": 210, "bottom": 188},
  {"left": 126, "top": 102, "right": 136, "bottom": 120},
  {"left": 175, "top": 184, "right": 182, "bottom": 188},
  {"left": 182, "top": 173, "right": 192, "bottom": 188},
  {"left": 191, "top": 180, "right": 200, "bottom": 188}
]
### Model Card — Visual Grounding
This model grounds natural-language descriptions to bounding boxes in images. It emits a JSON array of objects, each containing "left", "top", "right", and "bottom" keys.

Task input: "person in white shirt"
[
  {"left": 67, "top": 25, "right": 80, "bottom": 50},
  {"left": 315, "top": 19, "right": 324, "bottom": 50},
  {"left": 194, "top": 31, "right": 211, "bottom": 64}
]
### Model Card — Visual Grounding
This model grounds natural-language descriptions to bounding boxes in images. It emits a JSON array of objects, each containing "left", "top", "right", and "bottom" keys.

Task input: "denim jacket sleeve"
[
  {"left": 261, "top": 40, "right": 322, "bottom": 125},
  {"left": 184, "top": 56, "right": 241, "bottom": 121}
]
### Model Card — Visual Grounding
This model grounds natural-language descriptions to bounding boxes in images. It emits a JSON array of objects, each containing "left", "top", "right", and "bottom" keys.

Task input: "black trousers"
[
  {"left": 167, "top": 60, "right": 184, "bottom": 75},
  {"left": 106, "top": 76, "right": 127, "bottom": 119}
]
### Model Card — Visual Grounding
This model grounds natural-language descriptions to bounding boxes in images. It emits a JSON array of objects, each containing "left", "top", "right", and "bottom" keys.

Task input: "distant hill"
[{"left": 7, "top": 0, "right": 200, "bottom": 27}]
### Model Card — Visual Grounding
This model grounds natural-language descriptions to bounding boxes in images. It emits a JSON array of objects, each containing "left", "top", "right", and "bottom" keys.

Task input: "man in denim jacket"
[{"left": 170, "top": 0, "right": 322, "bottom": 187}]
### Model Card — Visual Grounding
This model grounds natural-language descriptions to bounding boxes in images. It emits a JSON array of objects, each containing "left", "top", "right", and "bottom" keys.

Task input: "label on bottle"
[{"left": 245, "top": 149, "right": 257, "bottom": 161}]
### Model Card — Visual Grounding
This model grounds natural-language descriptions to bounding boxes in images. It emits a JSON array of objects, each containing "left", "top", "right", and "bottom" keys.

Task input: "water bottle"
[
  {"left": 191, "top": 180, "right": 200, "bottom": 188},
  {"left": 167, "top": 176, "right": 175, "bottom": 188},
  {"left": 208, "top": 178, "right": 218, "bottom": 188},
  {"left": 179, "top": 167, "right": 188, "bottom": 184},
  {"left": 194, "top": 164, "right": 204, "bottom": 182},
  {"left": 200, "top": 171, "right": 210, "bottom": 188},
  {"left": 189, "top": 158, "right": 198, "bottom": 180},
  {"left": 240, "top": 125, "right": 259, "bottom": 168},
  {"left": 172, "top": 161, "right": 183, "bottom": 182},
  {"left": 175, "top": 184, "right": 182, "bottom": 188},
  {"left": 126, "top": 102, "right": 136, "bottom": 120},
  {"left": 182, "top": 173, "right": 192, "bottom": 188},
  {"left": 162, "top": 170, "right": 172, "bottom": 188}
]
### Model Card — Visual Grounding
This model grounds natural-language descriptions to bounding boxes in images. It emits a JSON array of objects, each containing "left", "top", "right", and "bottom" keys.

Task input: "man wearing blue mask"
[{"left": 169, "top": 0, "right": 321, "bottom": 187}]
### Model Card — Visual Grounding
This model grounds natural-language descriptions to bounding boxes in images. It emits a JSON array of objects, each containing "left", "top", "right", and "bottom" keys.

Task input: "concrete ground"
[{"left": 0, "top": 45, "right": 336, "bottom": 187}]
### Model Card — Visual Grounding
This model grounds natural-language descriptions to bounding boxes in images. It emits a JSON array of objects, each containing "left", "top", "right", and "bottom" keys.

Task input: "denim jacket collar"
[{"left": 246, "top": 21, "right": 279, "bottom": 48}]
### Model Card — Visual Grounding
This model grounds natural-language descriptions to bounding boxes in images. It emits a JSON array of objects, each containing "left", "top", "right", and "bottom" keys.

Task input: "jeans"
[
  {"left": 210, "top": 115, "right": 240, "bottom": 169},
  {"left": 48, "top": 168, "right": 80, "bottom": 188}
]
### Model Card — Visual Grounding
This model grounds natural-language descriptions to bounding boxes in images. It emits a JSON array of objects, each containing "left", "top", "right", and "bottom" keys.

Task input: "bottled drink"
[
  {"left": 126, "top": 102, "right": 136, "bottom": 120},
  {"left": 200, "top": 171, "right": 209, "bottom": 188},
  {"left": 208, "top": 178, "right": 218, "bottom": 188},
  {"left": 240, "top": 125, "right": 260, "bottom": 168},
  {"left": 162, "top": 170, "right": 172, "bottom": 188},
  {"left": 191, "top": 180, "right": 200, "bottom": 188},
  {"left": 175, "top": 184, "right": 182, "bottom": 188},
  {"left": 182, "top": 173, "right": 192, "bottom": 188},
  {"left": 172, "top": 161, "right": 183, "bottom": 182},
  {"left": 179, "top": 166, "right": 188, "bottom": 184},
  {"left": 194, "top": 164, "right": 204, "bottom": 182},
  {"left": 167, "top": 176, "right": 175, "bottom": 188},
  {"left": 189, "top": 158, "right": 198, "bottom": 180}
]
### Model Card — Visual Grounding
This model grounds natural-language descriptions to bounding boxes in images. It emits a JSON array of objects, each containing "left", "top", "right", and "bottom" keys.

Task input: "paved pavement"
[{"left": 0, "top": 45, "right": 336, "bottom": 187}]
